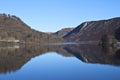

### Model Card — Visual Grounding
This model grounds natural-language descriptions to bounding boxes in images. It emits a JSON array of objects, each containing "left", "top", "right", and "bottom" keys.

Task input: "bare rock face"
[{"left": 63, "top": 17, "right": 120, "bottom": 42}]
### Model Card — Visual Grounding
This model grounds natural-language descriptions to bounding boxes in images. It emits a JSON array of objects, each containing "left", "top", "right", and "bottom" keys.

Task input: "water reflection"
[
  {"left": 63, "top": 44, "right": 120, "bottom": 66},
  {"left": 0, "top": 45, "right": 63, "bottom": 74},
  {"left": 0, "top": 43, "right": 120, "bottom": 74}
]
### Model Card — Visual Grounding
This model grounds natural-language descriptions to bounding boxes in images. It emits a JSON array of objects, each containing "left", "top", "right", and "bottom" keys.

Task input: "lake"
[{"left": 0, "top": 42, "right": 120, "bottom": 80}]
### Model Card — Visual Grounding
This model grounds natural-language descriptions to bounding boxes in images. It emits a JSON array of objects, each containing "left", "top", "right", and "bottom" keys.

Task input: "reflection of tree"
[
  {"left": 101, "top": 45, "right": 117, "bottom": 55},
  {"left": 0, "top": 45, "right": 63, "bottom": 74},
  {"left": 114, "top": 49, "right": 120, "bottom": 59},
  {"left": 100, "top": 34, "right": 117, "bottom": 47}
]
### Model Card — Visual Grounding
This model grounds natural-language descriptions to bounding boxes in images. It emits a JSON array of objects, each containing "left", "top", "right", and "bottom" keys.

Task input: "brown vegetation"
[{"left": 0, "top": 13, "right": 63, "bottom": 44}]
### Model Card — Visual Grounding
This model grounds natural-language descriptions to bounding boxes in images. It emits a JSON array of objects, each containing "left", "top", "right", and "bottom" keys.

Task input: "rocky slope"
[
  {"left": 0, "top": 14, "right": 62, "bottom": 43},
  {"left": 63, "top": 17, "right": 120, "bottom": 42}
]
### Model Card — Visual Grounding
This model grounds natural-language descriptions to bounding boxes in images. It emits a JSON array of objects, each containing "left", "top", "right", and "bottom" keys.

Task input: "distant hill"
[
  {"left": 52, "top": 28, "right": 73, "bottom": 38},
  {"left": 63, "top": 17, "right": 120, "bottom": 42},
  {"left": 0, "top": 14, "right": 63, "bottom": 43}
]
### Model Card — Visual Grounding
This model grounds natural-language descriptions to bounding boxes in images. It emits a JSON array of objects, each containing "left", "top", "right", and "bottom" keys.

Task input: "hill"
[
  {"left": 63, "top": 17, "right": 120, "bottom": 43},
  {"left": 0, "top": 14, "right": 62, "bottom": 43},
  {"left": 52, "top": 28, "right": 73, "bottom": 38}
]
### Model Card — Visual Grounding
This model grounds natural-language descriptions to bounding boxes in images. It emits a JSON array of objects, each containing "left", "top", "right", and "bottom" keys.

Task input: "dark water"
[{"left": 0, "top": 42, "right": 120, "bottom": 80}]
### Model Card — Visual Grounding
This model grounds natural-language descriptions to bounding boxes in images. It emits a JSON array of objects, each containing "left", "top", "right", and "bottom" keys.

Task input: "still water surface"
[{"left": 0, "top": 43, "right": 120, "bottom": 80}]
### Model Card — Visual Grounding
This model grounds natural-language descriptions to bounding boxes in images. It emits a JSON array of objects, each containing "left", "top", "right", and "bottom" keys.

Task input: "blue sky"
[{"left": 0, "top": 0, "right": 120, "bottom": 32}]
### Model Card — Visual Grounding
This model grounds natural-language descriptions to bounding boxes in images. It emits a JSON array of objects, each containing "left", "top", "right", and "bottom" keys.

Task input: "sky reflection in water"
[{"left": 0, "top": 43, "right": 120, "bottom": 80}]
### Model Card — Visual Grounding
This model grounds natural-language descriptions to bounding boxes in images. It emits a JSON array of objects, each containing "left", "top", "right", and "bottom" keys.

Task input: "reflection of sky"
[{"left": 0, "top": 52, "right": 120, "bottom": 80}]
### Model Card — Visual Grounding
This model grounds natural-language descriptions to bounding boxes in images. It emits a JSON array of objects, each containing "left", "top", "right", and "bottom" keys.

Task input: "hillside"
[
  {"left": 0, "top": 14, "right": 62, "bottom": 43},
  {"left": 52, "top": 28, "right": 73, "bottom": 38},
  {"left": 63, "top": 17, "right": 120, "bottom": 42}
]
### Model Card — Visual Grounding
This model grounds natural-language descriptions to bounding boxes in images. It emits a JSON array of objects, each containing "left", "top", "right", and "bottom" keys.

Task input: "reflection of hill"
[
  {"left": 1, "top": 43, "right": 120, "bottom": 74},
  {"left": 63, "top": 44, "right": 120, "bottom": 66},
  {"left": 0, "top": 45, "right": 63, "bottom": 74},
  {"left": 57, "top": 48, "right": 73, "bottom": 57}
]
